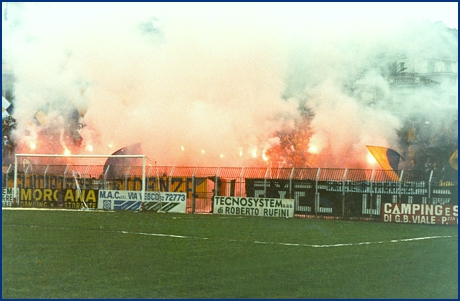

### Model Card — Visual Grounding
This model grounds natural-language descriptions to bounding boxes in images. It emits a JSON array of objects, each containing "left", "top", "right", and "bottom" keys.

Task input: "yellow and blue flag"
[
  {"left": 366, "top": 145, "right": 403, "bottom": 181},
  {"left": 103, "top": 143, "right": 143, "bottom": 179},
  {"left": 449, "top": 150, "right": 457, "bottom": 170}
]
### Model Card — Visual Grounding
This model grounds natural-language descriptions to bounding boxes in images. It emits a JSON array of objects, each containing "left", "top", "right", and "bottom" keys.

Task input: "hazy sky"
[{"left": 4, "top": 2, "right": 456, "bottom": 28}]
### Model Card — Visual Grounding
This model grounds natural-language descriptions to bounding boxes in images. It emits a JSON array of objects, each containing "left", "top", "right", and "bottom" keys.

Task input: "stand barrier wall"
[{"left": 2, "top": 164, "right": 457, "bottom": 224}]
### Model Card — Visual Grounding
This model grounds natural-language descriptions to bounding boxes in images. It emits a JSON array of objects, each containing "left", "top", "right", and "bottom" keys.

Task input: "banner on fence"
[
  {"left": 147, "top": 177, "right": 207, "bottom": 197},
  {"left": 382, "top": 203, "right": 458, "bottom": 225},
  {"left": 2, "top": 187, "right": 18, "bottom": 207},
  {"left": 213, "top": 196, "right": 294, "bottom": 218},
  {"left": 143, "top": 191, "right": 186, "bottom": 213},
  {"left": 98, "top": 190, "right": 186, "bottom": 213},
  {"left": 17, "top": 188, "right": 97, "bottom": 209}
]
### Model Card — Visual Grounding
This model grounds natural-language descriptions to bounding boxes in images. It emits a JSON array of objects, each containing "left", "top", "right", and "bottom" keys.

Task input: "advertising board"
[
  {"left": 213, "top": 196, "right": 294, "bottom": 218},
  {"left": 382, "top": 203, "right": 458, "bottom": 225},
  {"left": 98, "top": 190, "right": 186, "bottom": 213}
]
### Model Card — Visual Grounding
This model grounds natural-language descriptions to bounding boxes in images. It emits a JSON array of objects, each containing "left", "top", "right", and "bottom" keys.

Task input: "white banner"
[
  {"left": 213, "top": 196, "right": 294, "bottom": 218},
  {"left": 2, "top": 187, "right": 17, "bottom": 207},
  {"left": 98, "top": 190, "right": 186, "bottom": 213}
]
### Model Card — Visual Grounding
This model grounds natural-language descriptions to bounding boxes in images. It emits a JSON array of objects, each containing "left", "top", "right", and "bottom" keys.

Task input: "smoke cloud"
[{"left": 2, "top": 3, "right": 457, "bottom": 168}]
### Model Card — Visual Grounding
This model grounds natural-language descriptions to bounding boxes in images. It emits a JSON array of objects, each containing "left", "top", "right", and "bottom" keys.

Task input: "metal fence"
[{"left": 2, "top": 163, "right": 458, "bottom": 218}]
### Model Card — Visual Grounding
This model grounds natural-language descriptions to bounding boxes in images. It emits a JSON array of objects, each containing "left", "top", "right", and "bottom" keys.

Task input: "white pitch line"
[
  {"left": 5, "top": 220, "right": 456, "bottom": 248},
  {"left": 254, "top": 235, "right": 455, "bottom": 248},
  {"left": 118, "top": 229, "right": 456, "bottom": 248},
  {"left": 5, "top": 223, "right": 457, "bottom": 247},
  {"left": 119, "top": 230, "right": 209, "bottom": 239}
]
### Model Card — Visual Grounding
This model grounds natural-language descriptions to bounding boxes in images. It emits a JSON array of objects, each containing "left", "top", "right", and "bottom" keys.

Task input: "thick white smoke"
[{"left": 2, "top": 3, "right": 457, "bottom": 168}]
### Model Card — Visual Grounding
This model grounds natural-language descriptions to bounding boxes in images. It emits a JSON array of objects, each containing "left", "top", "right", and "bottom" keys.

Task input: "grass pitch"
[{"left": 2, "top": 209, "right": 458, "bottom": 298}]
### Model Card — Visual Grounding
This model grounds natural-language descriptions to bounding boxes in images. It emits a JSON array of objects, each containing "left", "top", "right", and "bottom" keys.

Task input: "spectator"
[
  {"left": 407, "top": 159, "right": 416, "bottom": 170},
  {"left": 431, "top": 161, "right": 441, "bottom": 183},
  {"left": 2, "top": 120, "right": 10, "bottom": 136},
  {"left": 2, "top": 135, "right": 13, "bottom": 158},
  {"left": 424, "top": 157, "right": 433, "bottom": 173}
]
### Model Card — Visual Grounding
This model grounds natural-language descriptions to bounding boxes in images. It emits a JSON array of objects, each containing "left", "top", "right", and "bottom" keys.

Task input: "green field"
[{"left": 2, "top": 209, "right": 458, "bottom": 299}]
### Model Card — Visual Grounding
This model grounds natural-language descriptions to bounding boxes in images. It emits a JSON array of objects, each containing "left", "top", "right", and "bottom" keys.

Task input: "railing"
[
  {"left": 3, "top": 164, "right": 457, "bottom": 186},
  {"left": 2, "top": 164, "right": 458, "bottom": 218}
]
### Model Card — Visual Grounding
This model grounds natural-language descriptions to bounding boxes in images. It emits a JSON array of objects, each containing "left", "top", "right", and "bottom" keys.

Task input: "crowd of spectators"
[
  {"left": 265, "top": 111, "right": 457, "bottom": 183},
  {"left": 1, "top": 110, "right": 458, "bottom": 184},
  {"left": 397, "top": 115, "right": 458, "bottom": 182}
]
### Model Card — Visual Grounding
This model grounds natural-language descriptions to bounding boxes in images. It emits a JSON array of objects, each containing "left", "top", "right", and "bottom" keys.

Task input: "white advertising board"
[
  {"left": 213, "top": 196, "right": 294, "bottom": 218},
  {"left": 98, "top": 190, "right": 186, "bottom": 213},
  {"left": 2, "top": 187, "right": 17, "bottom": 207}
]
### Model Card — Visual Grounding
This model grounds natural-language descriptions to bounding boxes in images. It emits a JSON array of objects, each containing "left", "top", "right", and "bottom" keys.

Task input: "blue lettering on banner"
[
  {"left": 145, "top": 192, "right": 161, "bottom": 201},
  {"left": 127, "top": 192, "right": 138, "bottom": 200},
  {"left": 143, "top": 192, "right": 187, "bottom": 213},
  {"left": 99, "top": 190, "right": 106, "bottom": 198},
  {"left": 97, "top": 190, "right": 187, "bottom": 212}
]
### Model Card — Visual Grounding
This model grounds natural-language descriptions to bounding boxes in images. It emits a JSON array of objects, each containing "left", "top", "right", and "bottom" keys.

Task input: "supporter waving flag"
[
  {"left": 103, "top": 143, "right": 143, "bottom": 179},
  {"left": 366, "top": 145, "right": 403, "bottom": 181}
]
